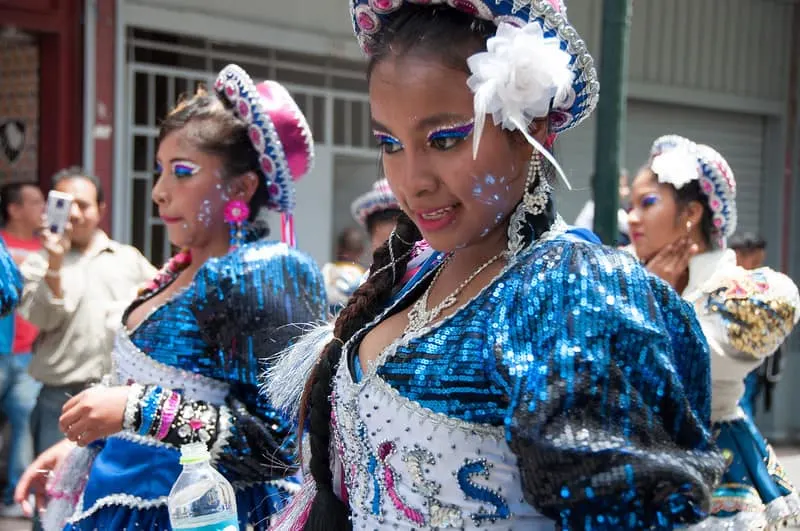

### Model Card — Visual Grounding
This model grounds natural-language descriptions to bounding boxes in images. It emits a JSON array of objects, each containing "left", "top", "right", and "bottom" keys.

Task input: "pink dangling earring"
[{"left": 224, "top": 200, "right": 250, "bottom": 250}]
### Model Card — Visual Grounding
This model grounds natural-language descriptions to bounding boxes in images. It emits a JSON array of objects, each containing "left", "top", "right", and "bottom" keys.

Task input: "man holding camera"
[{"left": 16, "top": 167, "right": 155, "bottom": 460}]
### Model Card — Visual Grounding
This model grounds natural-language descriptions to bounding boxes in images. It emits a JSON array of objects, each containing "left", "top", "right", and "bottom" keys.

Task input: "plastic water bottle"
[{"left": 168, "top": 442, "right": 239, "bottom": 531}]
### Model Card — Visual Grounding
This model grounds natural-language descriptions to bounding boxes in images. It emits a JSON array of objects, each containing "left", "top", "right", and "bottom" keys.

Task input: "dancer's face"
[
  {"left": 369, "top": 55, "right": 547, "bottom": 252},
  {"left": 628, "top": 170, "right": 686, "bottom": 263},
  {"left": 153, "top": 128, "right": 256, "bottom": 252}
]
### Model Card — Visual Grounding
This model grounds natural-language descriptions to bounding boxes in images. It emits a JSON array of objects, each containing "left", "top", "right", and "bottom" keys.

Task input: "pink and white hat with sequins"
[
  {"left": 650, "top": 134, "right": 737, "bottom": 248},
  {"left": 214, "top": 64, "right": 314, "bottom": 247},
  {"left": 349, "top": 0, "right": 598, "bottom": 134},
  {"left": 214, "top": 64, "right": 314, "bottom": 215}
]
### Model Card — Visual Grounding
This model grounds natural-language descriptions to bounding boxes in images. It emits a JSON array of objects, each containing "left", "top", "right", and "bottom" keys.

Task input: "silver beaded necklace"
[{"left": 404, "top": 249, "right": 508, "bottom": 335}]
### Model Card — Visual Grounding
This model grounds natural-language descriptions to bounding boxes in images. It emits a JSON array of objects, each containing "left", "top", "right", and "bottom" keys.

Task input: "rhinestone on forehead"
[{"left": 348, "top": 0, "right": 599, "bottom": 134}]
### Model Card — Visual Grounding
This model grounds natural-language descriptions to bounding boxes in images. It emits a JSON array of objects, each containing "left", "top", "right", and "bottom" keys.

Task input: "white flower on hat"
[
  {"left": 467, "top": 21, "right": 574, "bottom": 187},
  {"left": 651, "top": 148, "right": 700, "bottom": 190}
]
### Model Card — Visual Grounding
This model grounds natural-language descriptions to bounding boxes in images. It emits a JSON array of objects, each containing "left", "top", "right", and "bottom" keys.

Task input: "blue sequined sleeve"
[
  {"left": 134, "top": 242, "right": 327, "bottom": 483},
  {"left": 0, "top": 239, "right": 22, "bottom": 317},
  {"left": 493, "top": 243, "right": 724, "bottom": 529}
]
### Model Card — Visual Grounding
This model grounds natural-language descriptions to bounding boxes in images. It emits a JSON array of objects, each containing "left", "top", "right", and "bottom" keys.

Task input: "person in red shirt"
[{"left": 0, "top": 181, "right": 44, "bottom": 517}]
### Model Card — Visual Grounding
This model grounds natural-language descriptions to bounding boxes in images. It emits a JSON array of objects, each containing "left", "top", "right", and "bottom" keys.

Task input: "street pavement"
[{"left": 2, "top": 450, "right": 800, "bottom": 530}]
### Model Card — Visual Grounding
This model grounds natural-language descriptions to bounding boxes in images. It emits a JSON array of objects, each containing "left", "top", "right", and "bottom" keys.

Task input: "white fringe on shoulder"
[{"left": 263, "top": 322, "right": 334, "bottom": 421}]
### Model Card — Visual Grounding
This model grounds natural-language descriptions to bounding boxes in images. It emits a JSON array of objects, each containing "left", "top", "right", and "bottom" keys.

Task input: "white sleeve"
[{"left": 697, "top": 266, "right": 799, "bottom": 362}]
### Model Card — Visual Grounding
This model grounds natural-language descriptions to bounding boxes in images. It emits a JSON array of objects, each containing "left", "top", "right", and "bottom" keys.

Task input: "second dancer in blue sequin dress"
[
  {"left": 18, "top": 65, "right": 327, "bottom": 531},
  {"left": 268, "top": 2, "right": 725, "bottom": 530}
]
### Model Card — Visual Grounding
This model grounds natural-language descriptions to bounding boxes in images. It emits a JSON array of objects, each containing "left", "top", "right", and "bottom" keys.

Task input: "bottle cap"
[{"left": 179, "top": 442, "right": 211, "bottom": 465}]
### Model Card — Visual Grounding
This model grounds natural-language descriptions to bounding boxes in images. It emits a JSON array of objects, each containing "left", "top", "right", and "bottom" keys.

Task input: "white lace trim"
[
  {"left": 66, "top": 479, "right": 300, "bottom": 525},
  {"left": 684, "top": 512, "right": 766, "bottom": 530},
  {"left": 112, "top": 430, "right": 172, "bottom": 449},
  {"left": 764, "top": 493, "right": 800, "bottom": 527},
  {"left": 112, "top": 330, "right": 229, "bottom": 404},
  {"left": 66, "top": 493, "right": 170, "bottom": 525},
  {"left": 122, "top": 383, "right": 144, "bottom": 431},
  {"left": 684, "top": 493, "right": 800, "bottom": 530}
]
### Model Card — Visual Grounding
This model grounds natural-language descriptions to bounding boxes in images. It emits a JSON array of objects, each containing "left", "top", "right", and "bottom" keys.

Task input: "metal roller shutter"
[
  {"left": 556, "top": 100, "right": 765, "bottom": 235},
  {"left": 625, "top": 101, "right": 765, "bottom": 235}
]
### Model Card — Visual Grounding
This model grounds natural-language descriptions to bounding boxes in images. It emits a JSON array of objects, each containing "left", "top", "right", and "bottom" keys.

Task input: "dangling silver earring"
[
  {"left": 507, "top": 151, "right": 551, "bottom": 255},
  {"left": 523, "top": 152, "right": 550, "bottom": 217}
]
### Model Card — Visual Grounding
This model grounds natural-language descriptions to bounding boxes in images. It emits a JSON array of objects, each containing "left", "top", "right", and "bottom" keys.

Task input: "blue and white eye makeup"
[
  {"left": 172, "top": 161, "right": 201, "bottom": 178},
  {"left": 427, "top": 120, "right": 474, "bottom": 150},
  {"left": 640, "top": 193, "right": 660, "bottom": 208},
  {"left": 373, "top": 131, "right": 402, "bottom": 154}
]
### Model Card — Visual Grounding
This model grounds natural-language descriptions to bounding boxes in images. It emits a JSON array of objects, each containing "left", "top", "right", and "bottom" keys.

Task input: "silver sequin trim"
[
  {"left": 369, "top": 361, "right": 503, "bottom": 440},
  {"left": 65, "top": 493, "right": 170, "bottom": 525},
  {"left": 210, "top": 404, "right": 233, "bottom": 461},
  {"left": 112, "top": 430, "right": 171, "bottom": 449},
  {"left": 122, "top": 383, "right": 144, "bottom": 431}
]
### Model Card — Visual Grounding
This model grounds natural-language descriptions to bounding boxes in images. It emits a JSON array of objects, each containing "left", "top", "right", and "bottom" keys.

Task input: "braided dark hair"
[{"left": 298, "top": 213, "right": 421, "bottom": 529}]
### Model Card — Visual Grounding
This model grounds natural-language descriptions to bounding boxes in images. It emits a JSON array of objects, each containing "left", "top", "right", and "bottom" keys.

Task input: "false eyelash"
[{"left": 427, "top": 120, "right": 474, "bottom": 142}]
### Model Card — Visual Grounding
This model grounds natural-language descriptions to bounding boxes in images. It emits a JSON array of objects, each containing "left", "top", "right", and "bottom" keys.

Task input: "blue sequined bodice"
[
  {"left": 127, "top": 287, "right": 207, "bottom": 374},
  {"left": 72, "top": 239, "right": 326, "bottom": 529},
  {"left": 125, "top": 240, "right": 323, "bottom": 385},
  {"left": 354, "top": 239, "right": 711, "bottom": 426},
  {"left": 333, "top": 237, "right": 724, "bottom": 529}
]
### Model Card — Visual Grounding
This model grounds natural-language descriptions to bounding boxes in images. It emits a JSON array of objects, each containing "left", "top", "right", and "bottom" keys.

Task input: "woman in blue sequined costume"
[
  {"left": 16, "top": 65, "right": 327, "bottom": 531},
  {"left": 267, "top": 2, "right": 724, "bottom": 530},
  {"left": 628, "top": 135, "right": 800, "bottom": 530}
]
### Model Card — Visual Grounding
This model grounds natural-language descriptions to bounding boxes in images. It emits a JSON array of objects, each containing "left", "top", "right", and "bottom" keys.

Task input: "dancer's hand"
[
  {"left": 646, "top": 236, "right": 698, "bottom": 289},
  {"left": 60, "top": 386, "right": 130, "bottom": 446},
  {"left": 14, "top": 439, "right": 74, "bottom": 517}
]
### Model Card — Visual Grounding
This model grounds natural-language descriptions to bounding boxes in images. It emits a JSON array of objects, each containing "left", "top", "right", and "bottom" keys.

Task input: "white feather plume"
[{"left": 262, "top": 321, "right": 334, "bottom": 421}]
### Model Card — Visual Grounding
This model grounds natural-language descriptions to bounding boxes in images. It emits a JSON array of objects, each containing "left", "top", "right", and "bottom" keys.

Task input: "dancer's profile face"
[
  {"left": 628, "top": 170, "right": 685, "bottom": 263},
  {"left": 369, "top": 54, "right": 545, "bottom": 252},
  {"left": 153, "top": 128, "right": 255, "bottom": 252}
]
